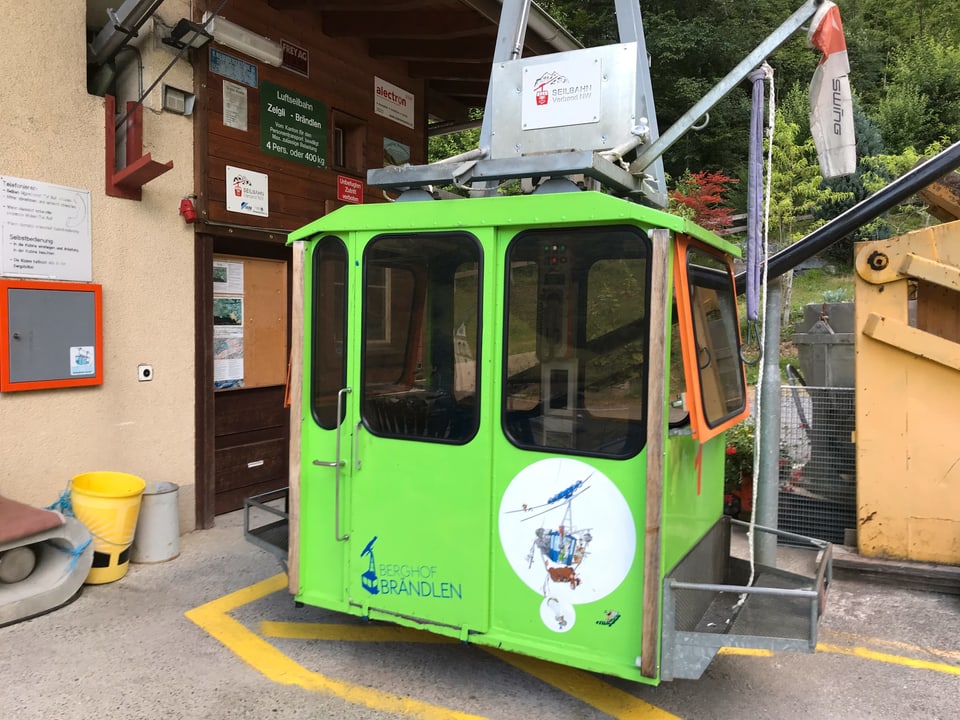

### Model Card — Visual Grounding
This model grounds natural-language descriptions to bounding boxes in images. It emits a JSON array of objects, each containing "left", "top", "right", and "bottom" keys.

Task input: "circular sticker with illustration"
[
  {"left": 540, "top": 597, "right": 575, "bottom": 633},
  {"left": 498, "top": 458, "right": 636, "bottom": 632}
]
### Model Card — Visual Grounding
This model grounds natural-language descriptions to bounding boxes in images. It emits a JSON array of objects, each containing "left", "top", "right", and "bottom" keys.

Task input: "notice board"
[
  {"left": 0, "top": 176, "right": 92, "bottom": 281},
  {"left": 213, "top": 256, "right": 287, "bottom": 391},
  {"left": 0, "top": 279, "right": 103, "bottom": 391}
]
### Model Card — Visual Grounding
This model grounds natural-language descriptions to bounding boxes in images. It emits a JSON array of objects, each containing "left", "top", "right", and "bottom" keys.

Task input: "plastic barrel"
[
  {"left": 130, "top": 482, "right": 180, "bottom": 563},
  {"left": 70, "top": 471, "right": 146, "bottom": 584}
]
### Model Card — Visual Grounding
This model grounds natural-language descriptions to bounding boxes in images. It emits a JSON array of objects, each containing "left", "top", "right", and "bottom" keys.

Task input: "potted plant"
[{"left": 723, "top": 419, "right": 755, "bottom": 518}]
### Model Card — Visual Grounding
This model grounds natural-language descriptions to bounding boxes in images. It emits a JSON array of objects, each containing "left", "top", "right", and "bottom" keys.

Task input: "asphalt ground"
[{"left": 2, "top": 511, "right": 958, "bottom": 720}]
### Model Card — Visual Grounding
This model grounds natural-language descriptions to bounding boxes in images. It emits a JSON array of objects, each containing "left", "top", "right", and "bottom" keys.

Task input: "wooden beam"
[
  {"left": 862, "top": 312, "right": 960, "bottom": 371},
  {"left": 899, "top": 252, "right": 960, "bottom": 291},
  {"left": 407, "top": 61, "right": 492, "bottom": 81},
  {"left": 195, "top": 233, "right": 216, "bottom": 529},
  {"left": 322, "top": 11, "right": 488, "bottom": 39},
  {"left": 368, "top": 36, "right": 495, "bottom": 62},
  {"left": 425, "top": 88, "right": 474, "bottom": 124},
  {"left": 641, "top": 228, "right": 670, "bottom": 678},
  {"left": 287, "top": 241, "right": 305, "bottom": 594},
  {"left": 917, "top": 173, "right": 960, "bottom": 222},
  {"left": 427, "top": 80, "right": 489, "bottom": 98}
]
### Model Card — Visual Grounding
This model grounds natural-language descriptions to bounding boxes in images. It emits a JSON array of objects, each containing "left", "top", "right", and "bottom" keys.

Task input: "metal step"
[
  {"left": 661, "top": 518, "right": 831, "bottom": 680},
  {"left": 243, "top": 487, "right": 289, "bottom": 566}
]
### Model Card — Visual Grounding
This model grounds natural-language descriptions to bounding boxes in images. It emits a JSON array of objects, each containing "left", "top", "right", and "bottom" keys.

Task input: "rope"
[
  {"left": 50, "top": 535, "right": 93, "bottom": 573},
  {"left": 45, "top": 486, "right": 74, "bottom": 516},
  {"left": 45, "top": 484, "right": 130, "bottom": 548},
  {"left": 42, "top": 485, "right": 94, "bottom": 571},
  {"left": 739, "top": 62, "right": 775, "bottom": 607}
]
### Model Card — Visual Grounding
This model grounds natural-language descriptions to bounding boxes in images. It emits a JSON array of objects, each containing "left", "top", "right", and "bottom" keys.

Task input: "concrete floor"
[{"left": 2, "top": 510, "right": 958, "bottom": 720}]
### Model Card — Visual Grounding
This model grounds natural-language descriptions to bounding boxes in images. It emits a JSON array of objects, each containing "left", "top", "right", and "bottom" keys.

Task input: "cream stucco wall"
[{"left": 1, "top": 2, "right": 198, "bottom": 530}]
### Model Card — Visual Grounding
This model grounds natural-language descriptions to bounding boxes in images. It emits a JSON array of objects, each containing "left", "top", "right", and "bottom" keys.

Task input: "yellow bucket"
[{"left": 70, "top": 471, "right": 146, "bottom": 584}]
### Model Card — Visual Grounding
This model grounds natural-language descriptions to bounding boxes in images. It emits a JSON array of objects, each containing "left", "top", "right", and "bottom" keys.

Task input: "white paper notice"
[
  {"left": 223, "top": 80, "right": 248, "bottom": 132},
  {"left": 213, "top": 260, "right": 244, "bottom": 294},
  {"left": 0, "top": 176, "right": 92, "bottom": 281}
]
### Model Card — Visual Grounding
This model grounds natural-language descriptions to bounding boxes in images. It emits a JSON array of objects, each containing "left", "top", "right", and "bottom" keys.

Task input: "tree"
[
  {"left": 814, "top": 105, "right": 891, "bottom": 267},
  {"left": 768, "top": 115, "right": 853, "bottom": 247},
  {"left": 875, "top": 38, "right": 960, "bottom": 153},
  {"left": 668, "top": 170, "right": 738, "bottom": 231}
]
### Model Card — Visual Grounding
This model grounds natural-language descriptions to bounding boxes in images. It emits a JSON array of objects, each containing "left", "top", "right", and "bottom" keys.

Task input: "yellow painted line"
[
  {"left": 820, "top": 629, "right": 960, "bottom": 662},
  {"left": 716, "top": 639, "right": 959, "bottom": 676},
  {"left": 718, "top": 647, "right": 773, "bottom": 657},
  {"left": 485, "top": 648, "right": 681, "bottom": 720},
  {"left": 261, "top": 620, "right": 458, "bottom": 644},
  {"left": 185, "top": 573, "right": 485, "bottom": 720},
  {"left": 816, "top": 642, "right": 960, "bottom": 676}
]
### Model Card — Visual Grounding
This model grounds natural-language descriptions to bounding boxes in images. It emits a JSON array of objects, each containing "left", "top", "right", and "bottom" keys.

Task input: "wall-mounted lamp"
[
  {"left": 162, "top": 18, "right": 213, "bottom": 51},
  {"left": 202, "top": 12, "right": 283, "bottom": 67},
  {"left": 162, "top": 85, "right": 197, "bottom": 115}
]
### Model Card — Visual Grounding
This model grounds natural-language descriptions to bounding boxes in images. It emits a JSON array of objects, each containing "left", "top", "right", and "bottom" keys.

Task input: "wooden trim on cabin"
[
  {"left": 287, "top": 242, "right": 305, "bottom": 593},
  {"left": 641, "top": 227, "right": 669, "bottom": 678}
]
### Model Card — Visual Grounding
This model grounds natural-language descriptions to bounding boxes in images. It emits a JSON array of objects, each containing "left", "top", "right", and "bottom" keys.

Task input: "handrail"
[{"left": 312, "top": 387, "right": 352, "bottom": 541}]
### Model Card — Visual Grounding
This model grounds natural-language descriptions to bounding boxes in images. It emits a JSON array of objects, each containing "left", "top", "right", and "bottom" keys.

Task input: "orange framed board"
[{"left": 0, "top": 279, "right": 103, "bottom": 391}]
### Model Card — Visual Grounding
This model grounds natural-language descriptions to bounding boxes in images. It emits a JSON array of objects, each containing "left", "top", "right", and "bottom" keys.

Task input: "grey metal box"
[
  {"left": 2, "top": 281, "right": 102, "bottom": 390},
  {"left": 489, "top": 43, "right": 646, "bottom": 159}
]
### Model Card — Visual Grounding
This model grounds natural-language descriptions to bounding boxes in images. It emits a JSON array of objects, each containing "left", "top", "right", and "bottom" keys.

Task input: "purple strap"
[{"left": 746, "top": 67, "right": 766, "bottom": 321}]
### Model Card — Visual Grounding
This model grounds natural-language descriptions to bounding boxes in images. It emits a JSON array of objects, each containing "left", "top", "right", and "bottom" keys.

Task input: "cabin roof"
[{"left": 288, "top": 191, "right": 740, "bottom": 256}]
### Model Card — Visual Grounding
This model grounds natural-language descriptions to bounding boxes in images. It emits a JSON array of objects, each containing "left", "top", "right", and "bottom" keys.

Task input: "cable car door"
[
  {"left": 347, "top": 231, "right": 489, "bottom": 633},
  {"left": 492, "top": 225, "right": 651, "bottom": 660},
  {"left": 298, "top": 235, "right": 353, "bottom": 611}
]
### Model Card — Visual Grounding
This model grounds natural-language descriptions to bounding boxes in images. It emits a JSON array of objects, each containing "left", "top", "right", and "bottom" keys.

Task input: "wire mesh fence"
[{"left": 778, "top": 385, "right": 856, "bottom": 545}]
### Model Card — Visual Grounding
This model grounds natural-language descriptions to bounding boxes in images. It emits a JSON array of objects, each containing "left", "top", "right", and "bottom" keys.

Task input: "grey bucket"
[{"left": 130, "top": 482, "right": 180, "bottom": 563}]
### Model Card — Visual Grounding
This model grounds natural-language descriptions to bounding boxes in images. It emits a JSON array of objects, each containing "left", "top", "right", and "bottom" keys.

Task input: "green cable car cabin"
[{"left": 245, "top": 0, "right": 832, "bottom": 684}]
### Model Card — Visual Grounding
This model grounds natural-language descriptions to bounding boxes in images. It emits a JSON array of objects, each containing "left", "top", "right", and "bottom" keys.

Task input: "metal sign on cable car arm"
[{"left": 245, "top": 0, "right": 838, "bottom": 687}]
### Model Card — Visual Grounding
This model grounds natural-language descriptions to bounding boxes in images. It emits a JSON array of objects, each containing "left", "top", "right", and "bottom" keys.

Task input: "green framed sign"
[{"left": 259, "top": 80, "right": 326, "bottom": 169}]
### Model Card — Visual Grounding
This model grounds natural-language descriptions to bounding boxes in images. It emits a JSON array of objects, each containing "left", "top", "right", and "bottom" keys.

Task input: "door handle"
[{"left": 311, "top": 387, "right": 351, "bottom": 542}]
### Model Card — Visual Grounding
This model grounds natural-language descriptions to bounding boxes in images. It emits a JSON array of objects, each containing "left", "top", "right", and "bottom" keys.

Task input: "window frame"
[
  {"left": 309, "top": 235, "right": 349, "bottom": 430},
  {"left": 672, "top": 235, "right": 749, "bottom": 442},
  {"left": 501, "top": 225, "right": 651, "bottom": 459},
  {"left": 359, "top": 231, "right": 483, "bottom": 445}
]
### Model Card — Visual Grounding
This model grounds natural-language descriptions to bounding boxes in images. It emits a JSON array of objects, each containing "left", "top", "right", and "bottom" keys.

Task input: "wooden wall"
[{"left": 195, "top": 0, "right": 427, "bottom": 232}]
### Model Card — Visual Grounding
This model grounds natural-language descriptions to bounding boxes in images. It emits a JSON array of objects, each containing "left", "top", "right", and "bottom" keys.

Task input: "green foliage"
[
  {"left": 768, "top": 116, "right": 854, "bottom": 246},
  {"left": 724, "top": 419, "right": 755, "bottom": 489},
  {"left": 427, "top": 107, "right": 482, "bottom": 165},
  {"left": 814, "top": 107, "right": 891, "bottom": 267},
  {"left": 875, "top": 39, "right": 960, "bottom": 153},
  {"left": 786, "top": 269, "right": 855, "bottom": 325}
]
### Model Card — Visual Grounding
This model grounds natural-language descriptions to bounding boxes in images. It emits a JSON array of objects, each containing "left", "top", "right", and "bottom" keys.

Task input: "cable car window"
[
  {"left": 365, "top": 265, "right": 391, "bottom": 343},
  {"left": 361, "top": 233, "right": 481, "bottom": 444},
  {"left": 686, "top": 246, "right": 746, "bottom": 427},
  {"left": 503, "top": 227, "right": 650, "bottom": 458},
  {"left": 311, "top": 237, "right": 348, "bottom": 430}
]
